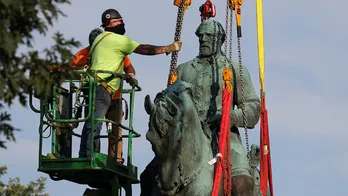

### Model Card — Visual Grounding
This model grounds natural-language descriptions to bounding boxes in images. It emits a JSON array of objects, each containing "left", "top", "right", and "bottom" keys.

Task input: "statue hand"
[
  {"left": 207, "top": 114, "right": 222, "bottom": 126},
  {"left": 208, "top": 113, "right": 237, "bottom": 127}
]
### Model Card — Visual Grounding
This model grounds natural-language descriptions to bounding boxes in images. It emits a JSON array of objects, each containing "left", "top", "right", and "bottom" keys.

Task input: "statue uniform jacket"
[{"left": 177, "top": 53, "right": 261, "bottom": 129}]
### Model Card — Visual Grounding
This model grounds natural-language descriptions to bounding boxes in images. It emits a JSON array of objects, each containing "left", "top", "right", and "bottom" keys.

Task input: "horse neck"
[
  {"left": 179, "top": 111, "right": 212, "bottom": 180},
  {"left": 174, "top": 112, "right": 215, "bottom": 196}
]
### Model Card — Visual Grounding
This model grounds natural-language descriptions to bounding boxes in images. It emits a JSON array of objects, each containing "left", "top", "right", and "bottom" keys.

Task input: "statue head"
[{"left": 195, "top": 19, "right": 226, "bottom": 57}]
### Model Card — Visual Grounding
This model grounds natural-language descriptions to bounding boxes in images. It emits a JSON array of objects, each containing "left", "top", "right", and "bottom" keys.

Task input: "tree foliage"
[
  {"left": 0, "top": 0, "right": 81, "bottom": 148},
  {"left": 0, "top": 165, "right": 49, "bottom": 196}
]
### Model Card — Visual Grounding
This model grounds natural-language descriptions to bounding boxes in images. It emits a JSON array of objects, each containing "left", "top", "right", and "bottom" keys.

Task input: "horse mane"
[{"left": 161, "top": 80, "right": 194, "bottom": 98}]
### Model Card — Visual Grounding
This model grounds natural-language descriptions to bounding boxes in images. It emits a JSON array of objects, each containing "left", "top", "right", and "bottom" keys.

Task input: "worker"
[
  {"left": 71, "top": 28, "right": 137, "bottom": 163},
  {"left": 106, "top": 57, "right": 136, "bottom": 164},
  {"left": 78, "top": 8, "right": 183, "bottom": 158},
  {"left": 71, "top": 28, "right": 104, "bottom": 69}
]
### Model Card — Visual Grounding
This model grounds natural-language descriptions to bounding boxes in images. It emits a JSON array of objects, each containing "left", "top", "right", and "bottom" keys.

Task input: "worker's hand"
[
  {"left": 165, "top": 40, "right": 182, "bottom": 55},
  {"left": 128, "top": 78, "right": 138, "bottom": 87},
  {"left": 125, "top": 74, "right": 138, "bottom": 87}
]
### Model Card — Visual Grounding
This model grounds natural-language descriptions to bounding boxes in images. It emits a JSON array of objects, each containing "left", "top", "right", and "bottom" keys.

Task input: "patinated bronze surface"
[{"left": 140, "top": 20, "right": 263, "bottom": 196}]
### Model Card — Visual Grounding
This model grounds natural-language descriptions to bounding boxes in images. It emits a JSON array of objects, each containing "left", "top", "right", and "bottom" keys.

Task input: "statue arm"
[{"left": 231, "top": 63, "right": 261, "bottom": 128}]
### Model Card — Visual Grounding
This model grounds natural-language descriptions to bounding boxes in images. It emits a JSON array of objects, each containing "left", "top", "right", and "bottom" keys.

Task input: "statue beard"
[
  {"left": 199, "top": 42, "right": 221, "bottom": 57},
  {"left": 199, "top": 46, "right": 213, "bottom": 57}
]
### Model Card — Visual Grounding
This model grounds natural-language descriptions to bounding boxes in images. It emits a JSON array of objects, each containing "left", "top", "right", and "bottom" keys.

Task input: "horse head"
[{"left": 144, "top": 80, "right": 210, "bottom": 195}]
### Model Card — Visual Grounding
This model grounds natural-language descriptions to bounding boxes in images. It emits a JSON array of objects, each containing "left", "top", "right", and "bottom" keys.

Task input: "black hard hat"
[
  {"left": 88, "top": 28, "right": 104, "bottom": 45},
  {"left": 101, "top": 9, "right": 122, "bottom": 27}
]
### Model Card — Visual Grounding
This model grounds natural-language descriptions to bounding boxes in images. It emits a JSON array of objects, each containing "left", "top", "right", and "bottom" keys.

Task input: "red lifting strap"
[
  {"left": 211, "top": 89, "right": 232, "bottom": 196},
  {"left": 260, "top": 95, "right": 274, "bottom": 196}
]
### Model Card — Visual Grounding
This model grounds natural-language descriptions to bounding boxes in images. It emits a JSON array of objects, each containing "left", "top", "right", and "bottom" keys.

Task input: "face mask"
[{"left": 105, "top": 24, "right": 126, "bottom": 35}]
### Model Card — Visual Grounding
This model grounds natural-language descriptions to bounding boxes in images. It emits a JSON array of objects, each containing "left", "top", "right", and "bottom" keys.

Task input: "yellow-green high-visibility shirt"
[{"left": 90, "top": 31, "right": 140, "bottom": 92}]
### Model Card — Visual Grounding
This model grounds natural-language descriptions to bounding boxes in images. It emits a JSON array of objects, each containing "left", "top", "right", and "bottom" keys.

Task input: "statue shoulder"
[
  {"left": 177, "top": 57, "right": 198, "bottom": 71},
  {"left": 177, "top": 57, "right": 199, "bottom": 80}
]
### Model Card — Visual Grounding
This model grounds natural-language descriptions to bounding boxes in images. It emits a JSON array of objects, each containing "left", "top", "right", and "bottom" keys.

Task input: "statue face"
[
  {"left": 196, "top": 20, "right": 224, "bottom": 57},
  {"left": 198, "top": 32, "right": 217, "bottom": 57}
]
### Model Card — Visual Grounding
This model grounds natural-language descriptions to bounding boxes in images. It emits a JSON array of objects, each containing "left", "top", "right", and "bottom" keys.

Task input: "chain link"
[
  {"left": 229, "top": 9, "right": 233, "bottom": 62},
  {"left": 224, "top": 0, "right": 229, "bottom": 62},
  {"left": 237, "top": 36, "right": 250, "bottom": 162},
  {"left": 169, "top": 0, "right": 186, "bottom": 74}
]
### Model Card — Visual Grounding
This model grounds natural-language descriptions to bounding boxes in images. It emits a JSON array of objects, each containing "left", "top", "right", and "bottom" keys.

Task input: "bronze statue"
[{"left": 141, "top": 19, "right": 261, "bottom": 196}]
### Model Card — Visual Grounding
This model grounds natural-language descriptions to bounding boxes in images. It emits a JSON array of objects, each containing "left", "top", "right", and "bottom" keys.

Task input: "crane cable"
[{"left": 167, "top": 0, "right": 191, "bottom": 86}]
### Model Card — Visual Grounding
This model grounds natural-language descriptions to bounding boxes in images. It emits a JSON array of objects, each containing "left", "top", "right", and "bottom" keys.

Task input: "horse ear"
[
  {"left": 144, "top": 95, "right": 155, "bottom": 115},
  {"left": 165, "top": 97, "right": 178, "bottom": 116}
]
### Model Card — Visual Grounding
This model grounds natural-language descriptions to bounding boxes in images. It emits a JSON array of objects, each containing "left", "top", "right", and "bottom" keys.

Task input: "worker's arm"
[
  {"left": 119, "top": 36, "right": 182, "bottom": 56},
  {"left": 133, "top": 41, "right": 182, "bottom": 55},
  {"left": 124, "top": 63, "right": 136, "bottom": 81},
  {"left": 123, "top": 56, "right": 137, "bottom": 86},
  {"left": 124, "top": 64, "right": 135, "bottom": 76},
  {"left": 123, "top": 56, "right": 135, "bottom": 75},
  {"left": 125, "top": 67, "right": 137, "bottom": 87}
]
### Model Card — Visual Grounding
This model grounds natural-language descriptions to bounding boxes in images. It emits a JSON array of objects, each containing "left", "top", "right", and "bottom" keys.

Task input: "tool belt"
[{"left": 88, "top": 69, "right": 124, "bottom": 97}]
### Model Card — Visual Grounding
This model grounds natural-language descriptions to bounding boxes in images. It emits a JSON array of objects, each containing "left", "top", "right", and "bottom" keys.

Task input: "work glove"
[
  {"left": 128, "top": 78, "right": 138, "bottom": 87},
  {"left": 165, "top": 40, "right": 182, "bottom": 55},
  {"left": 125, "top": 74, "right": 138, "bottom": 87}
]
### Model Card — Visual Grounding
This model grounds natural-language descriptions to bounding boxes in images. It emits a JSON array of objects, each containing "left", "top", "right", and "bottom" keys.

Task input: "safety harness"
[
  {"left": 80, "top": 31, "right": 130, "bottom": 120},
  {"left": 85, "top": 32, "right": 123, "bottom": 96}
]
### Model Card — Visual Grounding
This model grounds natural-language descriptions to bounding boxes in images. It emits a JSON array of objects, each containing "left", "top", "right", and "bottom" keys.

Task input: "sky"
[{"left": 1, "top": 0, "right": 348, "bottom": 195}]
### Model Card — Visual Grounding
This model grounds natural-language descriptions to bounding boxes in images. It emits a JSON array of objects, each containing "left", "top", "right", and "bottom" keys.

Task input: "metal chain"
[
  {"left": 228, "top": 9, "right": 233, "bottom": 62},
  {"left": 207, "top": 21, "right": 218, "bottom": 120},
  {"left": 225, "top": 1, "right": 250, "bottom": 163},
  {"left": 224, "top": 0, "right": 229, "bottom": 63},
  {"left": 169, "top": 0, "right": 186, "bottom": 74},
  {"left": 237, "top": 36, "right": 250, "bottom": 162}
]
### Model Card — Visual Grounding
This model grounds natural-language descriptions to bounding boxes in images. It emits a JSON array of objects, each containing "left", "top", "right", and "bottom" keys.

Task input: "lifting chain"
[
  {"left": 228, "top": 5, "right": 233, "bottom": 62},
  {"left": 224, "top": 0, "right": 233, "bottom": 63},
  {"left": 230, "top": 0, "right": 250, "bottom": 162},
  {"left": 237, "top": 34, "right": 250, "bottom": 163},
  {"left": 168, "top": 0, "right": 190, "bottom": 86},
  {"left": 224, "top": 0, "right": 230, "bottom": 58},
  {"left": 222, "top": 0, "right": 233, "bottom": 92}
]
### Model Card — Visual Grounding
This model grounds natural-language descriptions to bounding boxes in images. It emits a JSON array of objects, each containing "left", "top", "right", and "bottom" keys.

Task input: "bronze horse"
[{"left": 142, "top": 80, "right": 260, "bottom": 196}]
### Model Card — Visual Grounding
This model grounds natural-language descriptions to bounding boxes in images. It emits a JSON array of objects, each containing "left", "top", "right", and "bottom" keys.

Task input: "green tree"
[
  {"left": 0, "top": 0, "right": 81, "bottom": 148},
  {"left": 0, "top": 165, "right": 49, "bottom": 196}
]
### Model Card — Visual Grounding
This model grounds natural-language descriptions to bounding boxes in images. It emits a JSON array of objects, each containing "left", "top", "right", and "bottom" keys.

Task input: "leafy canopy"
[
  {"left": 0, "top": 0, "right": 82, "bottom": 148},
  {"left": 0, "top": 165, "right": 49, "bottom": 196}
]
